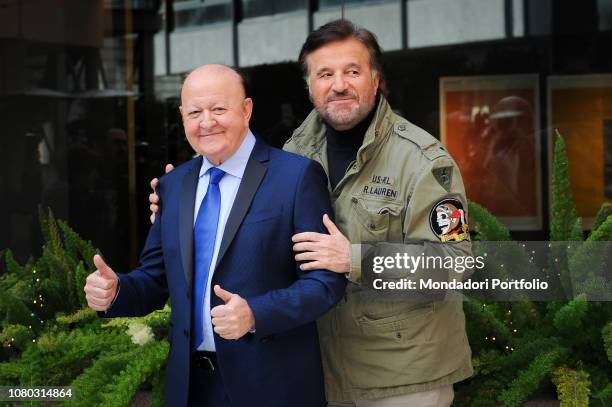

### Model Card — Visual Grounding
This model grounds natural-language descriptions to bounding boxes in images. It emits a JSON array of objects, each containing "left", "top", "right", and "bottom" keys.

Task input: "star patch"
[
  {"left": 429, "top": 198, "right": 470, "bottom": 242},
  {"left": 432, "top": 166, "right": 453, "bottom": 192}
]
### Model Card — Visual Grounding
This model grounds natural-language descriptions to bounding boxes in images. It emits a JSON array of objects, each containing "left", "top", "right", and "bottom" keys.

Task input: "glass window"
[
  {"left": 319, "top": 0, "right": 393, "bottom": 9},
  {"left": 242, "top": 0, "right": 307, "bottom": 19},
  {"left": 174, "top": 0, "right": 232, "bottom": 29}
]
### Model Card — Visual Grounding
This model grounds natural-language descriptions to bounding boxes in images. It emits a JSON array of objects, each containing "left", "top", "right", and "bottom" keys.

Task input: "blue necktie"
[{"left": 193, "top": 167, "right": 226, "bottom": 351}]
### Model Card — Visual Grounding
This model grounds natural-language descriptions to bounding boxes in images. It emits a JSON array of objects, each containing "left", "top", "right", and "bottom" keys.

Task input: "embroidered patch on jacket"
[
  {"left": 429, "top": 198, "right": 470, "bottom": 242},
  {"left": 432, "top": 166, "right": 453, "bottom": 192}
]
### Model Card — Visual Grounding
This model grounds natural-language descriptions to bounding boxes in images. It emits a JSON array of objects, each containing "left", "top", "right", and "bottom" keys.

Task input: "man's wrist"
[{"left": 104, "top": 278, "right": 121, "bottom": 314}]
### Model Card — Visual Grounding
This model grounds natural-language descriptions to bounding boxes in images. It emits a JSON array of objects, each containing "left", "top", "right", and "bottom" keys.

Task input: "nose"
[
  {"left": 331, "top": 74, "right": 348, "bottom": 93},
  {"left": 199, "top": 110, "right": 216, "bottom": 129}
]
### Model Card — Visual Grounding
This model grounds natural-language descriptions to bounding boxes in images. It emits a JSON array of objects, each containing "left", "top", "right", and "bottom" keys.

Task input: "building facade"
[{"left": 1, "top": 0, "right": 611, "bottom": 268}]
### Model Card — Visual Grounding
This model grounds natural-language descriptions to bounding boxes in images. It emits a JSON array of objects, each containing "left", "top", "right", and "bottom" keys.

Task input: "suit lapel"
[
  {"left": 179, "top": 156, "right": 202, "bottom": 290},
  {"left": 215, "top": 141, "right": 269, "bottom": 268}
]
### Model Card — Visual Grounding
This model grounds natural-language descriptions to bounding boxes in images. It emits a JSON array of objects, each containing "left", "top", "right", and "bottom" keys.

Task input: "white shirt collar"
[{"left": 199, "top": 129, "right": 256, "bottom": 179}]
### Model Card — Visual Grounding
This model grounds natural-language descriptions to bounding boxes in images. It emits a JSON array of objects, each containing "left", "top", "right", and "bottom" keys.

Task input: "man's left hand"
[
  {"left": 292, "top": 214, "right": 350, "bottom": 273},
  {"left": 211, "top": 285, "right": 255, "bottom": 340}
]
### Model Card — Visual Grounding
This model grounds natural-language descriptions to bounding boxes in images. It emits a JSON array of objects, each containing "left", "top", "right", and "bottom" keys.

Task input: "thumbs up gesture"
[
  {"left": 210, "top": 285, "right": 255, "bottom": 340},
  {"left": 84, "top": 254, "right": 119, "bottom": 311}
]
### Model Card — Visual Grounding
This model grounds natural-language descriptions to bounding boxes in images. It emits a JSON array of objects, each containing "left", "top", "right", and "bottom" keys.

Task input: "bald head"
[
  {"left": 181, "top": 64, "right": 247, "bottom": 104},
  {"left": 179, "top": 64, "right": 253, "bottom": 165}
]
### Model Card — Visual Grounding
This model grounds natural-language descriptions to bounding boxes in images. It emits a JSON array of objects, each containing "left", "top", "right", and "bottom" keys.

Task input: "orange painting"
[
  {"left": 440, "top": 75, "right": 541, "bottom": 230},
  {"left": 548, "top": 75, "right": 612, "bottom": 222}
]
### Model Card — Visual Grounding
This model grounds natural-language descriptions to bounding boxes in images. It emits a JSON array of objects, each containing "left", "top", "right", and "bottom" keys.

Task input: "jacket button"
[
  {"left": 183, "top": 329, "right": 189, "bottom": 338},
  {"left": 397, "top": 124, "right": 406, "bottom": 131},
  {"left": 351, "top": 197, "right": 358, "bottom": 204},
  {"left": 368, "top": 223, "right": 376, "bottom": 230}
]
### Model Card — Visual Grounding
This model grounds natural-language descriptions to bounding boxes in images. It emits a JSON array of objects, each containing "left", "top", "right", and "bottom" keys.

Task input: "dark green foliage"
[
  {"left": 64, "top": 340, "right": 167, "bottom": 407},
  {"left": 19, "top": 329, "right": 132, "bottom": 386},
  {"left": 553, "top": 295, "right": 588, "bottom": 337},
  {"left": 568, "top": 218, "right": 584, "bottom": 242},
  {"left": 98, "top": 341, "right": 169, "bottom": 406},
  {"left": 3, "top": 249, "right": 25, "bottom": 276},
  {"left": 0, "top": 209, "right": 170, "bottom": 406},
  {"left": 66, "top": 347, "right": 143, "bottom": 407},
  {"left": 550, "top": 131, "right": 577, "bottom": 241},
  {"left": 603, "top": 322, "right": 612, "bottom": 362},
  {"left": 468, "top": 201, "right": 512, "bottom": 241},
  {"left": 592, "top": 203, "right": 612, "bottom": 232},
  {"left": 151, "top": 368, "right": 165, "bottom": 407},
  {"left": 593, "top": 383, "right": 612, "bottom": 407},
  {"left": 464, "top": 299, "right": 514, "bottom": 351},
  {"left": 0, "top": 324, "right": 30, "bottom": 351},
  {"left": 56, "top": 308, "right": 98, "bottom": 327},
  {"left": 588, "top": 215, "right": 612, "bottom": 241},
  {"left": 498, "top": 347, "right": 568, "bottom": 407},
  {"left": 0, "top": 208, "right": 98, "bottom": 344},
  {"left": 74, "top": 262, "right": 88, "bottom": 307},
  {"left": 0, "top": 360, "right": 22, "bottom": 385}
]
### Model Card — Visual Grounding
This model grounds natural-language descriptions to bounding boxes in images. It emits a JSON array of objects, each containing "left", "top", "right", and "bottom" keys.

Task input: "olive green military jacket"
[{"left": 283, "top": 96, "right": 473, "bottom": 401}]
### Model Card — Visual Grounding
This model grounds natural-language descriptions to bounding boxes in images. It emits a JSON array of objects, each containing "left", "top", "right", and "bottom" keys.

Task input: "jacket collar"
[{"left": 291, "top": 95, "right": 395, "bottom": 166}]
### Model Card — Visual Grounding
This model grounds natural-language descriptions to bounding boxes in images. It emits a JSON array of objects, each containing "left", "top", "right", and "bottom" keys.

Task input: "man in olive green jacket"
[
  {"left": 150, "top": 19, "right": 472, "bottom": 407},
  {"left": 287, "top": 20, "right": 472, "bottom": 406}
]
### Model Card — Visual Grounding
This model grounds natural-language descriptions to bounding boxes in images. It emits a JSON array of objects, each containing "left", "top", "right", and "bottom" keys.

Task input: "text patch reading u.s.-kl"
[{"left": 360, "top": 174, "right": 398, "bottom": 199}]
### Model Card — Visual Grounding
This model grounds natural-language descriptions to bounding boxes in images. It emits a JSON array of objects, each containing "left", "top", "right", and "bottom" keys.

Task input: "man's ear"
[
  {"left": 178, "top": 105, "right": 184, "bottom": 122},
  {"left": 372, "top": 71, "right": 380, "bottom": 95},
  {"left": 243, "top": 98, "right": 253, "bottom": 122}
]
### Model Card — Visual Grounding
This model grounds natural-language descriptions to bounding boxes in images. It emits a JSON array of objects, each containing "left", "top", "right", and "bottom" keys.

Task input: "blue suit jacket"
[{"left": 105, "top": 140, "right": 346, "bottom": 407}]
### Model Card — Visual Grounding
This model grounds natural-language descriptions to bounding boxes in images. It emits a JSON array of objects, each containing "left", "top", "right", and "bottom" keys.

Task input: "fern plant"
[{"left": 0, "top": 209, "right": 170, "bottom": 406}]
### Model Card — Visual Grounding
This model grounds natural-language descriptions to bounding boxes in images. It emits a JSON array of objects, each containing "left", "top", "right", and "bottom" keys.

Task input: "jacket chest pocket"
[{"left": 349, "top": 197, "right": 403, "bottom": 243}]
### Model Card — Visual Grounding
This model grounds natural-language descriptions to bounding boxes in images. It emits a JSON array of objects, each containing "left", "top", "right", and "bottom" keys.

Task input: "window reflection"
[
  {"left": 319, "top": 0, "right": 392, "bottom": 8},
  {"left": 242, "top": 0, "right": 307, "bottom": 18},
  {"left": 173, "top": 0, "right": 232, "bottom": 29}
]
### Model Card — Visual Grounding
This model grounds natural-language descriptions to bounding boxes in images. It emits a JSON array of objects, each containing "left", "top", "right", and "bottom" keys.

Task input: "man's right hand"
[
  {"left": 149, "top": 163, "right": 175, "bottom": 224},
  {"left": 84, "top": 254, "right": 119, "bottom": 311}
]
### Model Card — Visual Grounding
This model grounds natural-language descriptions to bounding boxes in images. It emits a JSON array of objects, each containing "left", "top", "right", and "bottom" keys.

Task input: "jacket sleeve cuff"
[
  {"left": 103, "top": 279, "right": 120, "bottom": 314},
  {"left": 246, "top": 297, "right": 274, "bottom": 339},
  {"left": 99, "top": 275, "right": 123, "bottom": 318},
  {"left": 348, "top": 243, "right": 361, "bottom": 284}
]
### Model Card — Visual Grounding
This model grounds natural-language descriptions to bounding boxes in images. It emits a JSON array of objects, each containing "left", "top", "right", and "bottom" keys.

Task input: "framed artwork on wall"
[
  {"left": 440, "top": 74, "right": 542, "bottom": 230},
  {"left": 548, "top": 74, "right": 612, "bottom": 228}
]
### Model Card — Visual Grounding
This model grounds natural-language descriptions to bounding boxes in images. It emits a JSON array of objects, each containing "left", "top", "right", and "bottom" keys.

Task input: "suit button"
[{"left": 183, "top": 329, "right": 189, "bottom": 338}]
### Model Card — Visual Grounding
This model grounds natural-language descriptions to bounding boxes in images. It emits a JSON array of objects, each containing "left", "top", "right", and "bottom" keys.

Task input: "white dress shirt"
[{"left": 193, "top": 130, "right": 255, "bottom": 352}]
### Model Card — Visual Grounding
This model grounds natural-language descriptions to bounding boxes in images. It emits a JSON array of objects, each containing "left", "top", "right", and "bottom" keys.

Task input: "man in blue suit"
[{"left": 83, "top": 64, "right": 347, "bottom": 407}]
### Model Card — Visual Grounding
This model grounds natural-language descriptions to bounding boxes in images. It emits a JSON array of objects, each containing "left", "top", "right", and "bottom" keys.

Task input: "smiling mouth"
[{"left": 328, "top": 98, "right": 356, "bottom": 103}]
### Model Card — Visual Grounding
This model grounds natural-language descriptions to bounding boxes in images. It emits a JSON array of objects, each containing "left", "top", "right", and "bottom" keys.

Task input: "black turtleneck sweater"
[{"left": 325, "top": 105, "right": 376, "bottom": 189}]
